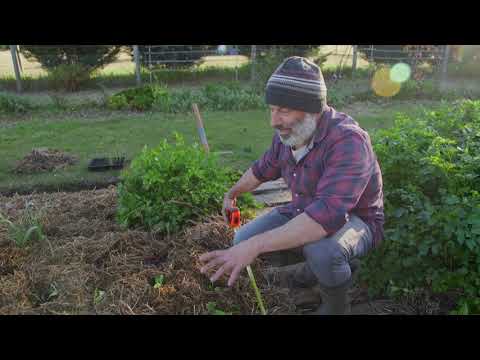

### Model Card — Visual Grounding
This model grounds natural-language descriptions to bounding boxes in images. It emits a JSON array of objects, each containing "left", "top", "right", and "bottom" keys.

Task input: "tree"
[
  {"left": 20, "top": 45, "right": 122, "bottom": 71},
  {"left": 20, "top": 45, "right": 123, "bottom": 91}
]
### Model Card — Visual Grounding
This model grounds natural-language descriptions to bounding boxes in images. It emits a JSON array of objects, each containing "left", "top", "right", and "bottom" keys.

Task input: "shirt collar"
[{"left": 312, "top": 106, "right": 332, "bottom": 145}]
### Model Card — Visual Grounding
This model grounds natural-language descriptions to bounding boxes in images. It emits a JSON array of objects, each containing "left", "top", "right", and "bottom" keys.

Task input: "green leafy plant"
[
  {"left": 49, "top": 93, "right": 70, "bottom": 110},
  {"left": 93, "top": 288, "right": 106, "bottom": 305},
  {"left": 47, "top": 282, "right": 59, "bottom": 301},
  {"left": 0, "top": 92, "right": 35, "bottom": 114},
  {"left": 117, "top": 133, "right": 258, "bottom": 235},
  {"left": 0, "top": 207, "right": 45, "bottom": 248},
  {"left": 361, "top": 100, "right": 480, "bottom": 314},
  {"left": 47, "top": 63, "right": 93, "bottom": 92},
  {"left": 153, "top": 275, "right": 165, "bottom": 289},
  {"left": 206, "top": 301, "right": 232, "bottom": 315},
  {"left": 107, "top": 83, "right": 264, "bottom": 113},
  {"left": 107, "top": 85, "right": 159, "bottom": 111}
]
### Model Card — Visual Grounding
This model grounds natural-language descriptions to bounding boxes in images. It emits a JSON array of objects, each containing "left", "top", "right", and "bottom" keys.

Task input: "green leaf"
[
  {"left": 445, "top": 195, "right": 459, "bottom": 205},
  {"left": 394, "top": 208, "right": 407, "bottom": 218},
  {"left": 94, "top": 288, "right": 106, "bottom": 305},
  {"left": 153, "top": 275, "right": 165, "bottom": 289}
]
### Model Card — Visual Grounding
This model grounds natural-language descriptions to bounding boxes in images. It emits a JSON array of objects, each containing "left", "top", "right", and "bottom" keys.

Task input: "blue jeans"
[{"left": 233, "top": 208, "right": 373, "bottom": 288}]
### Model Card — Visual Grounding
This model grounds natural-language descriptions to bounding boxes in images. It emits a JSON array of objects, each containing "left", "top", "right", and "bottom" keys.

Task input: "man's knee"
[
  {"left": 232, "top": 208, "right": 289, "bottom": 246},
  {"left": 303, "top": 240, "right": 349, "bottom": 287},
  {"left": 303, "top": 241, "right": 346, "bottom": 270}
]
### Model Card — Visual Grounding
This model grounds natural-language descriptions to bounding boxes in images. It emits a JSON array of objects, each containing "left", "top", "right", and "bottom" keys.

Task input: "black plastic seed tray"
[
  {"left": 88, "top": 158, "right": 111, "bottom": 172},
  {"left": 111, "top": 156, "right": 126, "bottom": 170}
]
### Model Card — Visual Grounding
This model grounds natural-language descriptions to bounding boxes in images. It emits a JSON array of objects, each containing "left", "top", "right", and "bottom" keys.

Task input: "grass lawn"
[{"left": 0, "top": 100, "right": 445, "bottom": 194}]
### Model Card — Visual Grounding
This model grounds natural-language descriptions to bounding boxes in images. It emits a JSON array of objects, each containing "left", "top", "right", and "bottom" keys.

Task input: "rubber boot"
[
  {"left": 310, "top": 278, "right": 353, "bottom": 315},
  {"left": 265, "top": 261, "right": 317, "bottom": 289}
]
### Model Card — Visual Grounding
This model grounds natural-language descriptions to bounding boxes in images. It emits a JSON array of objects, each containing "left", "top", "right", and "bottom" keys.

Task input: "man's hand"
[
  {"left": 222, "top": 193, "right": 237, "bottom": 223},
  {"left": 199, "top": 238, "right": 261, "bottom": 287}
]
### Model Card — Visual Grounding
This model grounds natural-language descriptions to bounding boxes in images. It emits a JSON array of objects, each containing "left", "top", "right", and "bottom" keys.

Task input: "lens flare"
[
  {"left": 371, "top": 66, "right": 401, "bottom": 97},
  {"left": 390, "top": 63, "right": 411, "bottom": 83}
]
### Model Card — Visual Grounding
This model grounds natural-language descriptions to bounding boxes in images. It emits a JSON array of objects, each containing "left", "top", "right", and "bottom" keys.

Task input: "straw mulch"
[{"left": 0, "top": 186, "right": 295, "bottom": 315}]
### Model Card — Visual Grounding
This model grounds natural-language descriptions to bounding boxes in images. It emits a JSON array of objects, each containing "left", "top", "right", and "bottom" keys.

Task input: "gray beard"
[{"left": 277, "top": 113, "right": 318, "bottom": 147}]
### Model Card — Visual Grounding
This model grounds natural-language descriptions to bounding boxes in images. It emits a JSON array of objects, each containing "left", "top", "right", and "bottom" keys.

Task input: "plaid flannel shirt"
[{"left": 252, "top": 106, "right": 385, "bottom": 247}]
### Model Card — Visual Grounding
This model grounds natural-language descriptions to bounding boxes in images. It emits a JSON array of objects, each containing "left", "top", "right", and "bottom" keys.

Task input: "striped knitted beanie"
[{"left": 265, "top": 56, "right": 327, "bottom": 113}]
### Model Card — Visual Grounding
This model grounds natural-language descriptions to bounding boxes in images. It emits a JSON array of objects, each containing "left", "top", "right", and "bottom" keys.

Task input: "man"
[{"left": 199, "top": 56, "right": 384, "bottom": 315}]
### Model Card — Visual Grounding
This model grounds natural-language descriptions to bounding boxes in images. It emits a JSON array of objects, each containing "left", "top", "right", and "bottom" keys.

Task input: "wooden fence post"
[{"left": 10, "top": 45, "right": 22, "bottom": 93}]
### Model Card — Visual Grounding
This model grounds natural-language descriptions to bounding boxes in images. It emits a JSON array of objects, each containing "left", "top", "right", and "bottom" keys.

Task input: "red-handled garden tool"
[{"left": 226, "top": 207, "right": 267, "bottom": 315}]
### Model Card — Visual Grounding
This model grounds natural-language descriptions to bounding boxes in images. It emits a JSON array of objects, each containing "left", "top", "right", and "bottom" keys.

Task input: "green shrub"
[
  {"left": 20, "top": 45, "right": 121, "bottom": 71},
  {"left": 147, "top": 64, "right": 251, "bottom": 85},
  {"left": 0, "top": 208, "right": 46, "bottom": 248},
  {"left": 20, "top": 45, "right": 122, "bottom": 92},
  {"left": 47, "top": 63, "right": 93, "bottom": 92},
  {"left": 107, "top": 85, "right": 165, "bottom": 111},
  {"left": 108, "top": 83, "right": 264, "bottom": 113},
  {"left": 327, "top": 89, "right": 355, "bottom": 108},
  {"left": 198, "top": 82, "right": 264, "bottom": 112},
  {"left": 0, "top": 92, "right": 35, "bottom": 114},
  {"left": 361, "top": 100, "right": 480, "bottom": 313},
  {"left": 117, "top": 133, "right": 258, "bottom": 235}
]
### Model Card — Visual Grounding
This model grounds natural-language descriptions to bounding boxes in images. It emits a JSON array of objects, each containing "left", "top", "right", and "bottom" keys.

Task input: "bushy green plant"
[
  {"left": 199, "top": 82, "right": 264, "bottom": 111},
  {"left": 19, "top": 46, "right": 122, "bottom": 92},
  {"left": 47, "top": 63, "right": 92, "bottom": 92},
  {"left": 20, "top": 45, "right": 121, "bottom": 71},
  {"left": 0, "top": 207, "right": 45, "bottom": 248},
  {"left": 361, "top": 100, "right": 480, "bottom": 314},
  {"left": 327, "top": 89, "right": 355, "bottom": 108},
  {"left": 117, "top": 133, "right": 258, "bottom": 235},
  {"left": 0, "top": 92, "right": 35, "bottom": 114},
  {"left": 107, "top": 85, "right": 163, "bottom": 111},
  {"left": 108, "top": 83, "right": 264, "bottom": 113}
]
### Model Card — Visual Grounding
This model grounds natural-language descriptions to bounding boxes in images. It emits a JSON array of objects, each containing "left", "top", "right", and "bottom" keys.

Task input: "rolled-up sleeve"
[
  {"left": 304, "top": 132, "right": 374, "bottom": 235},
  {"left": 251, "top": 135, "right": 282, "bottom": 183}
]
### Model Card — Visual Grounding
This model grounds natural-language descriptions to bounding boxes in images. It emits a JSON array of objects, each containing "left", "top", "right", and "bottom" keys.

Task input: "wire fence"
[{"left": 0, "top": 45, "right": 472, "bottom": 93}]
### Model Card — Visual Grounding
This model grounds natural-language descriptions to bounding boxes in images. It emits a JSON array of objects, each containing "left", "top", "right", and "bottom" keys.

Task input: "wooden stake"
[{"left": 192, "top": 103, "right": 210, "bottom": 153}]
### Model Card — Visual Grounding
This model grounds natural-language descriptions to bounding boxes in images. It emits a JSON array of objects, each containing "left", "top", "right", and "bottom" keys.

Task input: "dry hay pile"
[
  {"left": 0, "top": 186, "right": 295, "bottom": 315},
  {"left": 13, "top": 148, "right": 78, "bottom": 174}
]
